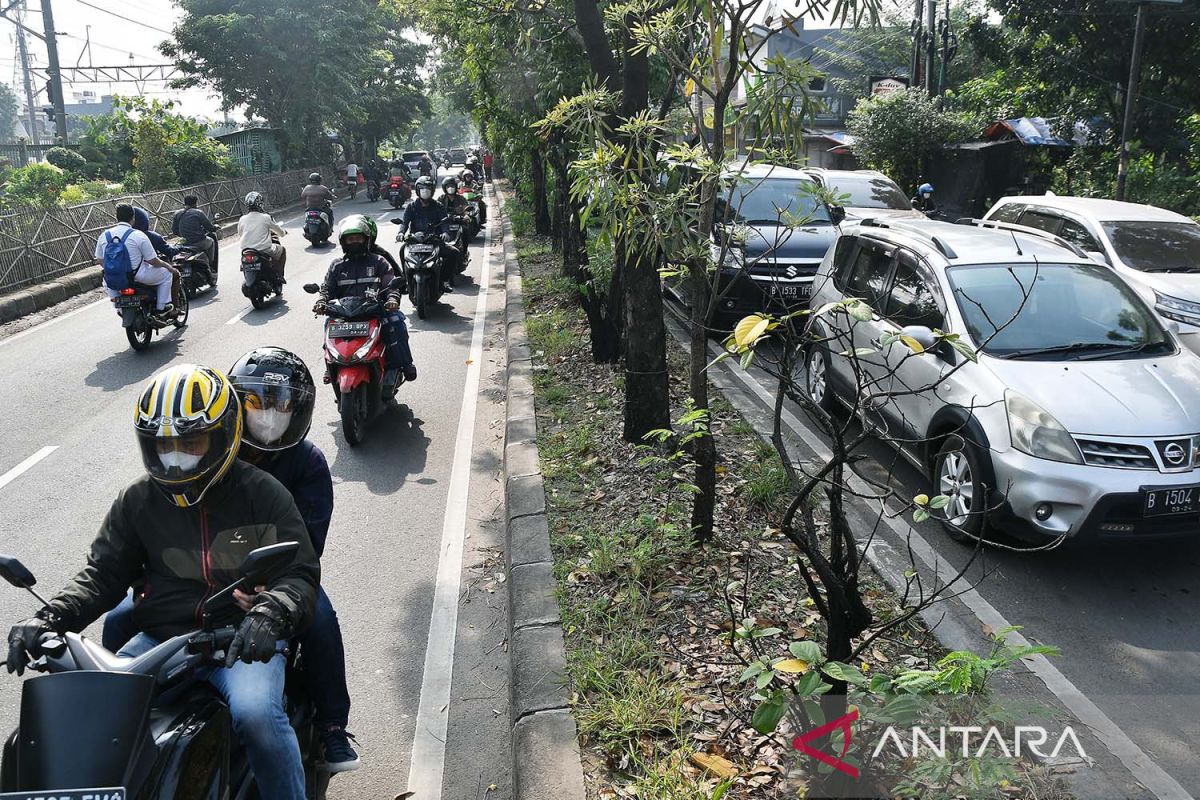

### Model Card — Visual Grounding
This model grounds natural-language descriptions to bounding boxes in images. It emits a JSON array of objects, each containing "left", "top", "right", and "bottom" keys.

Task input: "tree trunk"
[
  {"left": 621, "top": 239, "right": 671, "bottom": 442},
  {"left": 530, "top": 148, "right": 552, "bottom": 236},
  {"left": 688, "top": 257, "right": 717, "bottom": 542}
]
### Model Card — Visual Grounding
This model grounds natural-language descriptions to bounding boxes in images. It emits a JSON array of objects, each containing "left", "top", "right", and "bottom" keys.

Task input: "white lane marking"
[
  {"left": 0, "top": 298, "right": 109, "bottom": 348},
  {"left": 224, "top": 306, "right": 254, "bottom": 326},
  {"left": 406, "top": 191, "right": 494, "bottom": 799},
  {"left": 700, "top": 326, "right": 1194, "bottom": 800},
  {"left": 0, "top": 446, "right": 58, "bottom": 491}
]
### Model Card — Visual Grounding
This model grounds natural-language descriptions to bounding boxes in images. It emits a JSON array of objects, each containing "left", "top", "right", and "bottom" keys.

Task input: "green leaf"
[
  {"left": 928, "top": 494, "right": 951, "bottom": 510},
  {"left": 948, "top": 336, "right": 979, "bottom": 363},
  {"left": 755, "top": 670, "right": 775, "bottom": 690},
  {"left": 821, "top": 661, "right": 868, "bottom": 686},
  {"left": 793, "top": 670, "right": 830, "bottom": 697},
  {"left": 789, "top": 640, "right": 822, "bottom": 664},
  {"left": 868, "top": 674, "right": 893, "bottom": 694},
  {"left": 752, "top": 626, "right": 784, "bottom": 638},
  {"left": 739, "top": 349, "right": 755, "bottom": 370},
  {"left": 846, "top": 299, "right": 873, "bottom": 322},
  {"left": 839, "top": 347, "right": 875, "bottom": 357},
  {"left": 751, "top": 696, "right": 788, "bottom": 734},
  {"left": 913, "top": 507, "right": 930, "bottom": 523},
  {"left": 711, "top": 779, "right": 733, "bottom": 800},
  {"left": 738, "top": 662, "right": 765, "bottom": 683}
]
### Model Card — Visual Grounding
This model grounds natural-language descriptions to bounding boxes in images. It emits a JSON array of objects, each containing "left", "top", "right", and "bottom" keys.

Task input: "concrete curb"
[
  {"left": 497, "top": 187, "right": 587, "bottom": 800},
  {"left": 0, "top": 266, "right": 102, "bottom": 323}
]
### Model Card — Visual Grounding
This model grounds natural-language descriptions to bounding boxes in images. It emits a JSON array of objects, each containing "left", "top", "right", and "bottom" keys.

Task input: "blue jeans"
[
  {"left": 104, "top": 591, "right": 352, "bottom": 729},
  {"left": 118, "top": 632, "right": 306, "bottom": 800},
  {"left": 382, "top": 310, "right": 414, "bottom": 371}
]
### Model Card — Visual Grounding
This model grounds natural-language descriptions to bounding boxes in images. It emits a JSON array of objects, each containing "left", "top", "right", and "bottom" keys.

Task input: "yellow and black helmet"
[{"left": 133, "top": 364, "right": 243, "bottom": 507}]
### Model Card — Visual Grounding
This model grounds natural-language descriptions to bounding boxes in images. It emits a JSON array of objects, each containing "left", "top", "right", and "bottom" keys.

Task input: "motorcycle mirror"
[
  {"left": 391, "top": 217, "right": 403, "bottom": 225},
  {"left": 303, "top": 283, "right": 320, "bottom": 294},
  {"left": 0, "top": 554, "right": 36, "bottom": 589},
  {"left": 239, "top": 542, "right": 300, "bottom": 585}
]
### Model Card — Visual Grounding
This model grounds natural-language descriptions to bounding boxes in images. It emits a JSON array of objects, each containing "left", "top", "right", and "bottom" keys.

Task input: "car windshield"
[
  {"left": 825, "top": 174, "right": 910, "bottom": 210},
  {"left": 402, "top": 152, "right": 427, "bottom": 161},
  {"left": 947, "top": 262, "right": 1172, "bottom": 360},
  {"left": 1101, "top": 221, "right": 1200, "bottom": 272},
  {"left": 715, "top": 177, "right": 831, "bottom": 225}
]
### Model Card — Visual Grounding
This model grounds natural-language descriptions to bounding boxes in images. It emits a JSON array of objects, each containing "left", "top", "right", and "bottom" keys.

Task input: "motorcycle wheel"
[
  {"left": 340, "top": 385, "right": 367, "bottom": 446},
  {"left": 174, "top": 291, "right": 190, "bottom": 328},
  {"left": 126, "top": 318, "right": 152, "bottom": 351},
  {"left": 250, "top": 292, "right": 270, "bottom": 310}
]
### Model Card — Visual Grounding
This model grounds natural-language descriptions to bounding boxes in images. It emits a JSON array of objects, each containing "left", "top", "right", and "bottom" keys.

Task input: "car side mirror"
[
  {"left": 0, "top": 555, "right": 36, "bottom": 589},
  {"left": 828, "top": 205, "right": 846, "bottom": 226},
  {"left": 1165, "top": 319, "right": 1181, "bottom": 336},
  {"left": 239, "top": 542, "right": 300, "bottom": 586},
  {"left": 302, "top": 283, "right": 320, "bottom": 294},
  {"left": 899, "top": 325, "right": 938, "bottom": 353}
]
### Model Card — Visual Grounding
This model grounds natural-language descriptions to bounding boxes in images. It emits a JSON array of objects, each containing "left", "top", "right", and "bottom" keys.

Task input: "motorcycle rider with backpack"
[
  {"left": 6, "top": 363, "right": 321, "bottom": 800},
  {"left": 101, "top": 348, "right": 362, "bottom": 774},
  {"left": 96, "top": 203, "right": 178, "bottom": 319},
  {"left": 314, "top": 216, "right": 418, "bottom": 384},
  {"left": 398, "top": 176, "right": 461, "bottom": 293}
]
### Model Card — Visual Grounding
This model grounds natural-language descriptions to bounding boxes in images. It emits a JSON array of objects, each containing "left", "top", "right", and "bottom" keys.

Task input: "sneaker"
[
  {"left": 321, "top": 727, "right": 361, "bottom": 774},
  {"left": 154, "top": 303, "right": 175, "bottom": 320},
  {"left": 402, "top": 364, "right": 418, "bottom": 383}
]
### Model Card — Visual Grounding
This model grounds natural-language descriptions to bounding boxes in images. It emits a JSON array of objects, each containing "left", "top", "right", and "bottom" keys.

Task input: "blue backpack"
[{"left": 102, "top": 228, "right": 137, "bottom": 291}]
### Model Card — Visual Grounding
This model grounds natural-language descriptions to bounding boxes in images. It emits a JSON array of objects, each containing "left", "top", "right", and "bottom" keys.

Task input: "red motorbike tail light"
[{"left": 120, "top": 288, "right": 136, "bottom": 295}]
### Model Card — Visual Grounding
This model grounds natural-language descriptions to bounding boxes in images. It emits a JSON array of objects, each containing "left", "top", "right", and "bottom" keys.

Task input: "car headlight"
[
  {"left": 1155, "top": 291, "right": 1200, "bottom": 326},
  {"left": 710, "top": 243, "right": 743, "bottom": 268},
  {"left": 1005, "top": 390, "right": 1083, "bottom": 464}
]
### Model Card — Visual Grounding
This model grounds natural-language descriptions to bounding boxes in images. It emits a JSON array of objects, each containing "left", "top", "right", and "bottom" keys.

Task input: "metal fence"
[
  {"left": 0, "top": 142, "right": 58, "bottom": 166},
  {"left": 0, "top": 166, "right": 333, "bottom": 296}
]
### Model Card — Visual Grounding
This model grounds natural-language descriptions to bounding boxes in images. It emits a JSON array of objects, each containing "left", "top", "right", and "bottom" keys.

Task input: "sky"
[{"left": 0, "top": 0, "right": 923, "bottom": 129}]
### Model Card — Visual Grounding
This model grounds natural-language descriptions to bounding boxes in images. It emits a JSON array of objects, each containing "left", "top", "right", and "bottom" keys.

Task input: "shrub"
[
  {"left": 3, "top": 162, "right": 68, "bottom": 207},
  {"left": 45, "top": 147, "right": 86, "bottom": 176}
]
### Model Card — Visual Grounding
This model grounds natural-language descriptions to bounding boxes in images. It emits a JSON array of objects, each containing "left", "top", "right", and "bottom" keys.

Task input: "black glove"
[
  {"left": 7, "top": 614, "right": 57, "bottom": 676},
  {"left": 225, "top": 601, "right": 286, "bottom": 667},
  {"left": 312, "top": 300, "right": 328, "bottom": 314},
  {"left": 384, "top": 299, "right": 400, "bottom": 312}
]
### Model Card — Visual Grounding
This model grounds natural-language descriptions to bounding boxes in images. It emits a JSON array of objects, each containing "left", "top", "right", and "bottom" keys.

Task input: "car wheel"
[
  {"left": 932, "top": 434, "right": 987, "bottom": 543},
  {"left": 805, "top": 345, "right": 844, "bottom": 417}
]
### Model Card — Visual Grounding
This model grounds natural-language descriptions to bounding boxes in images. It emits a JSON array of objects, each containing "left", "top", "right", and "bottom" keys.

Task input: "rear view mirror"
[
  {"left": 0, "top": 555, "right": 35, "bottom": 589},
  {"left": 239, "top": 542, "right": 299, "bottom": 585},
  {"left": 302, "top": 283, "right": 320, "bottom": 294},
  {"left": 899, "top": 325, "right": 938, "bottom": 352}
]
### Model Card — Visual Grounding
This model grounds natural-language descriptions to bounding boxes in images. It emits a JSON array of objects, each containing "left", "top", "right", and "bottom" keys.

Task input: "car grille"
[
  {"left": 745, "top": 261, "right": 821, "bottom": 280},
  {"left": 1075, "top": 438, "right": 1157, "bottom": 470}
]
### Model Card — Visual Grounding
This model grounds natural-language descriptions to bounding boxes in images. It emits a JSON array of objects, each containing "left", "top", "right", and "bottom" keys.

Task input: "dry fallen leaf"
[{"left": 689, "top": 751, "right": 738, "bottom": 779}]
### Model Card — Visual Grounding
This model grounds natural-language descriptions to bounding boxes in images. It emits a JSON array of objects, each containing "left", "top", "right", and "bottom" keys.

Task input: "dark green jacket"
[{"left": 45, "top": 460, "right": 319, "bottom": 640}]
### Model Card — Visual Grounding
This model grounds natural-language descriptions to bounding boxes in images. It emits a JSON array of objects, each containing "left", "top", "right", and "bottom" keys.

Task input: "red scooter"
[
  {"left": 303, "top": 284, "right": 403, "bottom": 445},
  {"left": 386, "top": 176, "right": 410, "bottom": 209}
]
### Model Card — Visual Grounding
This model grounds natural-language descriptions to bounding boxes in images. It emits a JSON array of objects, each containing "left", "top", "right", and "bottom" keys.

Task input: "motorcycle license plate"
[
  {"left": 240, "top": 263, "right": 260, "bottom": 272},
  {"left": 329, "top": 322, "right": 370, "bottom": 338},
  {"left": 114, "top": 295, "right": 143, "bottom": 308},
  {"left": 0, "top": 789, "right": 126, "bottom": 800},
  {"left": 410, "top": 245, "right": 435, "bottom": 254}
]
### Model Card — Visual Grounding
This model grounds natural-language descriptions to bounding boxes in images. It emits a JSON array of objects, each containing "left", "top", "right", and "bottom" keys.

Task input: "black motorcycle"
[
  {"left": 443, "top": 215, "right": 470, "bottom": 283},
  {"left": 365, "top": 179, "right": 380, "bottom": 202},
  {"left": 171, "top": 235, "right": 218, "bottom": 298},
  {"left": 111, "top": 283, "right": 189, "bottom": 352},
  {"left": 303, "top": 203, "right": 333, "bottom": 247},
  {"left": 395, "top": 226, "right": 446, "bottom": 320},
  {"left": 241, "top": 239, "right": 285, "bottom": 310},
  {"left": 0, "top": 543, "right": 331, "bottom": 800}
]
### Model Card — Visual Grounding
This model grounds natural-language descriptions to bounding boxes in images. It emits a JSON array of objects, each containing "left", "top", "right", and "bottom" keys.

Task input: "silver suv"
[{"left": 807, "top": 217, "right": 1200, "bottom": 542}]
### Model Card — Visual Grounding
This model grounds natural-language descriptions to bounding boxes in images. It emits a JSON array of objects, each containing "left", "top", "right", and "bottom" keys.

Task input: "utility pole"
[
  {"left": 14, "top": 2, "right": 39, "bottom": 144},
  {"left": 937, "top": 0, "right": 958, "bottom": 100},
  {"left": 39, "top": 0, "right": 67, "bottom": 142},
  {"left": 909, "top": 0, "right": 923, "bottom": 89},
  {"left": 924, "top": 0, "right": 937, "bottom": 93},
  {"left": 1115, "top": 3, "right": 1148, "bottom": 201}
]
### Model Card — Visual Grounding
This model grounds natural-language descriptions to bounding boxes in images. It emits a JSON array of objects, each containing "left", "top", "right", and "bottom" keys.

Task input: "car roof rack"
[
  {"left": 954, "top": 218, "right": 1088, "bottom": 259},
  {"left": 858, "top": 218, "right": 959, "bottom": 260}
]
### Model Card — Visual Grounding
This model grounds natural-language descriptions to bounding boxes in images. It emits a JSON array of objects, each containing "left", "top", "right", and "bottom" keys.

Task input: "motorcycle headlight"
[{"left": 1005, "top": 390, "right": 1083, "bottom": 464}]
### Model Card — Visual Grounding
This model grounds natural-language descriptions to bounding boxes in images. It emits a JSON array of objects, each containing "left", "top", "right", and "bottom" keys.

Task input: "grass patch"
[{"left": 525, "top": 307, "right": 575, "bottom": 359}]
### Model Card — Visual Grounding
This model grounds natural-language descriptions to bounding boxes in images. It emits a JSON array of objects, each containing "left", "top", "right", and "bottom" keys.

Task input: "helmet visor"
[
  {"left": 137, "top": 423, "right": 237, "bottom": 486},
  {"left": 235, "top": 380, "right": 314, "bottom": 451}
]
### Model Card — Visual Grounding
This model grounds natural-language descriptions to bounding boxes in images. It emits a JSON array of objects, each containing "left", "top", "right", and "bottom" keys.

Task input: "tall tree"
[{"left": 0, "top": 82, "right": 20, "bottom": 140}]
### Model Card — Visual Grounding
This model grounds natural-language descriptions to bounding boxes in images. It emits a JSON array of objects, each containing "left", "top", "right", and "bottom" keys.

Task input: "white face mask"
[
  {"left": 159, "top": 450, "right": 203, "bottom": 472},
  {"left": 419, "top": 188, "right": 434, "bottom": 201},
  {"left": 247, "top": 408, "right": 293, "bottom": 445}
]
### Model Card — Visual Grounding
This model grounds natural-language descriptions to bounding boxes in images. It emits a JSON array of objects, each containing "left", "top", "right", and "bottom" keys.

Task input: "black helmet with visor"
[{"left": 227, "top": 347, "right": 316, "bottom": 452}]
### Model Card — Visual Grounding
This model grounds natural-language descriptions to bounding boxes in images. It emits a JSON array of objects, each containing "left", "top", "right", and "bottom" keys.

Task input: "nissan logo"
[{"left": 1164, "top": 442, "right": 1188, "bottom": 466}]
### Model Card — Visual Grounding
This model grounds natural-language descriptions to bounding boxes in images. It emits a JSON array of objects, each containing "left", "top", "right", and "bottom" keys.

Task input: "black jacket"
[
  {"left": 44, "top": 460, "right": 319, "bottom": 640},
  {"left": 398, "top": 199, "right": 449, "bottom": 236},
  {"left": 318, "top": 252, "right": 401, "bottom": 304}
]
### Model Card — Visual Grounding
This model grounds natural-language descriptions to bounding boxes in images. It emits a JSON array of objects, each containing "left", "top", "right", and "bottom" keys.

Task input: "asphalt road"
[
  {"left": 684, "top": 313, "right": 1200, "bottom": 798},
  {"left": 0, "top": 190, "right": 511, "bottom": 799}
]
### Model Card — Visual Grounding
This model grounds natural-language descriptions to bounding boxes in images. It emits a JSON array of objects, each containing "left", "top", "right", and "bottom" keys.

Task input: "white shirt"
[
  {"left": 238, "top": 211, "right": 286, "bottom": 253},
  {"left": 345, "top": 163, "right": 359, "bottom": 178},
  {"left": 94, "top": 222, "right": 156, "bottom": 274}
]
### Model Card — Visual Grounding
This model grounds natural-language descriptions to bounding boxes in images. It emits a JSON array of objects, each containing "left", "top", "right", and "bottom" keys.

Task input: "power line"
[{"left": 66, "top": 0, "right": 171, "bottom": 35}]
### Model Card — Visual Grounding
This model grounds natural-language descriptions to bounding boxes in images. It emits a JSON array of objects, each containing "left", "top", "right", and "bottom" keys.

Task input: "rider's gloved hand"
[
  {"left": 384, "top": 299, "right": 400, "bottom": 312},
  {"left": 225, "top": 600, "right": 286, "bottom": 667},
  {"left": 312, "top": 300, "right": 327, "bottom": 314},
  {"left": 7, "top": 613, "right": 58, "bottom": 676}
]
